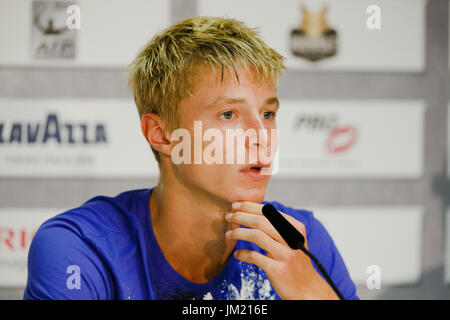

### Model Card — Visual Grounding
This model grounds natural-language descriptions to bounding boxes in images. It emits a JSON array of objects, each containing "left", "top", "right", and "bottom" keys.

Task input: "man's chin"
[{"left": 231, "top": 185, "right": 267, "bottom": 204}]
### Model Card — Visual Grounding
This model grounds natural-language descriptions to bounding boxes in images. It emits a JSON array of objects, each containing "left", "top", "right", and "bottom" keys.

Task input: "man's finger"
[
  {"left": 231, "top": 202, "right": 309, "bottom": 249},
  {"left": 232, "top": 201, "right": 263, "bottom": 215},
  {"left": 233, "top": 249, "right": 278, "bottom": 274},
  {"left": 226, "top": 227, "right": 287, "bottom": 260},
  {"left": 226, "top": 210, "right": 286, "bottom": 244}
]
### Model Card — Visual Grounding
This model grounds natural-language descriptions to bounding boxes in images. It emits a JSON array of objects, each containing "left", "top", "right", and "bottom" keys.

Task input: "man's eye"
[
  {"left": 219, "top": 111, "right": 234, "bottom": 120},
  {"left": 263, "top": 111, "right": 275, "bottom": 120}
]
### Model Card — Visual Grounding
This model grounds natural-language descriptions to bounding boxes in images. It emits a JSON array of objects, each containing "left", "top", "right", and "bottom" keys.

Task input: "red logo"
[
  {"left": 0, "top": 227, "right": 37, "bottom": 251},
  {"left": 326, "top": 126, "right": 357, "bottom": 154}
]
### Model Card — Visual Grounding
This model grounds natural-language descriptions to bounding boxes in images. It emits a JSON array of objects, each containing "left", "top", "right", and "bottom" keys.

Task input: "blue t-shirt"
[{"left": 23, "top": 188, "right": 358, "bottom": 300}]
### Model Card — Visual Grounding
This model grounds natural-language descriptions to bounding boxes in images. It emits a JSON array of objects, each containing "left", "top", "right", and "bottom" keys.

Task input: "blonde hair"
[{"left": 128, "top": 16, "right": 286, "bottom": 162}]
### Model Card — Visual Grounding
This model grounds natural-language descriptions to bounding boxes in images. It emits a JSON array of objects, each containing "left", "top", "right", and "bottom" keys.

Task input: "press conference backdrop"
[{"left": 0, "top": 0, "right": 448, "bottom": 299}]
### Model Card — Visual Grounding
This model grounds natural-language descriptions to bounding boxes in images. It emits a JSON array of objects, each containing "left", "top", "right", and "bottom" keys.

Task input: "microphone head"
[{"left": 262, "top": 204, "right": 305, "bottom": 250}]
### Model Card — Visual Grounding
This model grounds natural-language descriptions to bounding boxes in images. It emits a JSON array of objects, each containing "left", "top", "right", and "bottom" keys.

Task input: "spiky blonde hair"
[{"left": 128, "top": 16, "right": 286, "bottom": 162}]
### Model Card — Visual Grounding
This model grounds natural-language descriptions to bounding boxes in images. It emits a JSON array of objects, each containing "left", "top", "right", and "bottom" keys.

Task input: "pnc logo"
[
  {"left": 326, "top": 126, "right": 357, "bottom": 154},
  {"left": 294, "top": 114, "right": 358, "bottom": 154}
]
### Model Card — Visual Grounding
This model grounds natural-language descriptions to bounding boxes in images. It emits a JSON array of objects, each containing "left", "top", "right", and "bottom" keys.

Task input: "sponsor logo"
[
  {"left": 294, "top": 113, "right": 357, "bottom": 154},
  {"left": 31, "top": 0, "right": 77, "bottom": 59},
  {"left": 290, "top": 5, "right": 338, "bottom": 62},
  {"left": 0, "top": 210, "right": 57, "bottom": 286},
  {"left": 0, "top": 227, "right": 36, "bottom": 251},
  {"left": 327, "top": 126, "right": 357, "bottom": 154},
  {"left": 0, "top": 113, "right": 108, "bottom": 145}
]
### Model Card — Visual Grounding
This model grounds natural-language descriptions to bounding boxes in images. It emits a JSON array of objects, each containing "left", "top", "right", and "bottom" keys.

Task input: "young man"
[{"left": 24, "top": 16, "right": 358, "bottom": 300}]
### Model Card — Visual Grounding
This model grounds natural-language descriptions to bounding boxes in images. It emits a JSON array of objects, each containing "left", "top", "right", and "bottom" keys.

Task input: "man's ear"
[{"left": 141, "top": 113, "right": 172, "bottom": 158}]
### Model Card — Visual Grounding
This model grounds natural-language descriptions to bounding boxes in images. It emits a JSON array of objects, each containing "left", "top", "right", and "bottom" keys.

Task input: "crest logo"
[{"left": 290, "top": 5, "right": 338, "bottom": 62}]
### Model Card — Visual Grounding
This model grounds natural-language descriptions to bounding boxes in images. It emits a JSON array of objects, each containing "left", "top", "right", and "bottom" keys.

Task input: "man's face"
[{"left": 169, "top": 64, "right": 279, "bottom": 204}]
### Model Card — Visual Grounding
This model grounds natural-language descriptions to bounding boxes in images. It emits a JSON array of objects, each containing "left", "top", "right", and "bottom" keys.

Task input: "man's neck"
[{"left": 149, "top": 179, "right": 238, "bottom": 283}]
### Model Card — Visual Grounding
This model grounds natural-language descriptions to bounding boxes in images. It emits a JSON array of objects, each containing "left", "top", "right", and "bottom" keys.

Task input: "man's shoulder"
[{"left": 40, "top": 188, "right": 152, "bottom": 239}]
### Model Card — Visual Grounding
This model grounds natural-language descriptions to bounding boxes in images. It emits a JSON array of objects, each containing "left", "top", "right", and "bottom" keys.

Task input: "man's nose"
[{"left": 243, "top": 114, "right": 269, "bottom": 149}]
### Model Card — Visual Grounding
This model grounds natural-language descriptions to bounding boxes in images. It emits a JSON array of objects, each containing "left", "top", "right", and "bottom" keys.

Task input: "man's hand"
[{"left": 225, "top": 201, "right": 339, "bottom": 300}]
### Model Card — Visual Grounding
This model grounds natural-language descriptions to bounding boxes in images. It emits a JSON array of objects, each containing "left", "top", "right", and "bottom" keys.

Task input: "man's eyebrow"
[
  {"left": 266, "top": 97, "right": 280, "bottom": 110},
  {"left": 205, "top": 97, "right": 246, "bottom": 108},
  {"left": 206, "top": 96, "right": 279, "bottom": 110}
]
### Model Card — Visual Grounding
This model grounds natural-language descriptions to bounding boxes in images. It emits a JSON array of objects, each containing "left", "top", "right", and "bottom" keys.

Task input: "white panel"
[
  {"left": 303, "top": 206, "right": 424, "bottom": 285},
  {"left": 0, "top": 0, "right": 170, "bottom": 67},
  {"left": 0, "top": 208, "right": 63, "bottom": 287},
  {"left": 448, "top": 103, "right": 450, "bottom": 178},
  {"left": 0, "top": 98, "right": 159, "bottom": 177},
  {"left": 76, "top": 0, "right": 169, "bottom": 67},
  {"left": 275, "top": 100, "right": 425, "bottom": 178},
  {"left": 0, "top": 1, "right": 31, "bottom": 64},
  {"left": 198, "top": 0, "right": 426, "bottom": 72}
]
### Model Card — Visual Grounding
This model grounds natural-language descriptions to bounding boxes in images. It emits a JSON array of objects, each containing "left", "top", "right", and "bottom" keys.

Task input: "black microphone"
[
  {"left": 262, "top": 204, "right": 345, "bottom": 300},
  {"left": 262, "top": 203, "right": 305, "bottom": 250}
]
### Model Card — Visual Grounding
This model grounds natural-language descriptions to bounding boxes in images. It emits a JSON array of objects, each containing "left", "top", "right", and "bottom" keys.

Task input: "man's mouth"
[{"left": 240, "top": 162, "right": 270, "bottom": 180}]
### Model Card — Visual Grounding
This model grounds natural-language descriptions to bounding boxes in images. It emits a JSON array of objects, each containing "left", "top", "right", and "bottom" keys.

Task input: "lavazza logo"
[
  {"left": 0, "top": 113, "right": 108, "bottom": 145},
  {"left": 294, "top": 113, "right": 358, "bottom": 154}
]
